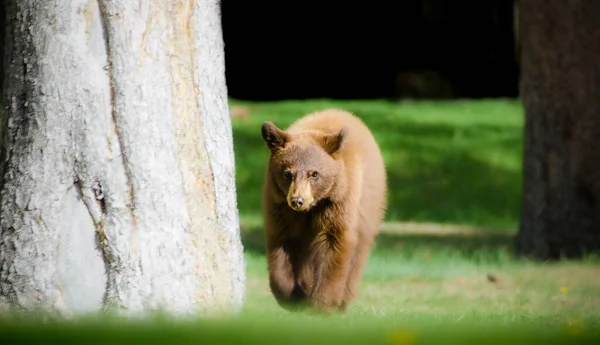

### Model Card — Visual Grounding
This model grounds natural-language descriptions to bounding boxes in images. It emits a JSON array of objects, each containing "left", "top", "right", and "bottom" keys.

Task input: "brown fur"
[{"left": 260, "top": 108, "right": 387, "bottom": 314}]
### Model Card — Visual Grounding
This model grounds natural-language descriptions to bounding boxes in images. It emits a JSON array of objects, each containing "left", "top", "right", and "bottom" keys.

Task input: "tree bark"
[
  {"left": 517, "top": 0, "right": 600, "bottom": 259},
  {"left": 0, "top": 0, "right": 245, "bottom": 317}
]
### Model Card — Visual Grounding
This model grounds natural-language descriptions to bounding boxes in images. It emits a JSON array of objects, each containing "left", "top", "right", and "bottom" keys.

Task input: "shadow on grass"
[
  {"left": 239, "top": 221, "right": 515, "bottom": 263},
  {"left": 232, "top": 105, "right": 523, "bottom": 229},
  {"left": 373, "top": 231, "right": 515, "bottom": 263},
  {"left": 382, "top": 123, "right": 521, "bottom": 227}
]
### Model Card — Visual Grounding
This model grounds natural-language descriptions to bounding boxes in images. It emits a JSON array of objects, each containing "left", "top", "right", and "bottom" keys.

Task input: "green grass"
[
  {"left": 229, "top": 98, "right": 599, "bottom": 341},
  {"left": 1, "top": 98, "right": 599, "bottom": 344},
  {"left": 231, "top": 98, "right": 524, "bottom": 229},
  {"left": 240, "top": 218, "right": 600, "bottom": 327}
]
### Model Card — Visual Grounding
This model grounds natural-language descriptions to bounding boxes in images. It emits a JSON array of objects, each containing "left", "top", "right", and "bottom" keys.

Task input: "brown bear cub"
[{"left": 260, "top": 108, "right": 387, "bottom": 314}]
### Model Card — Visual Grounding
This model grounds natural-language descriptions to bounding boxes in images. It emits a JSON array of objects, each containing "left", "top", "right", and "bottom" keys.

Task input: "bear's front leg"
[
  {"left": 267, "top": 239, "right": 315, "bottom": 312},
  {"left": 267, "top": 242, "right": 297, "bottom": 307},
  {"left": 307, "top": 224, "right": 357, "bottom": 313}
]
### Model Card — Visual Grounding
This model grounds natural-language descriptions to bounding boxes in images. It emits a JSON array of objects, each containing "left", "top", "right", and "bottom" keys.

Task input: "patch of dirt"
[{"left": 379, "top": 221, "right": 514, "bottom": 236}]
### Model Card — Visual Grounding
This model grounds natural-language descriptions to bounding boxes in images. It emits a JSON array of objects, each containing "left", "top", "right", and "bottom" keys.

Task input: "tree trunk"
[
  {"left": 0, "top": 0, "right": 245, "bottom": 317},
  {"left": 516, "top": 0, "right": 600, "bottom": 260}
]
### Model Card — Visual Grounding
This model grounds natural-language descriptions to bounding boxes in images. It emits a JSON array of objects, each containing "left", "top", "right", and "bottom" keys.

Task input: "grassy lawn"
[
  {"left": 232, "top": 98, "right": 524, "bottom": 229},
  {"left": 1, "top": 99, "right": 599, "bottom": 344},
  {"left": 229, "top": 99, "right": 600, "bottom": 341}
]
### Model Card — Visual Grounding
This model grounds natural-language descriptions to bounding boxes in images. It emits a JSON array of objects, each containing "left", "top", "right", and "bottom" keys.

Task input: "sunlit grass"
[
  {"left": 240, "top": 220, "right": 600, "bottom": 329},
  {"left": 229, "top": 98, "right": 600, "bottom": 339}
]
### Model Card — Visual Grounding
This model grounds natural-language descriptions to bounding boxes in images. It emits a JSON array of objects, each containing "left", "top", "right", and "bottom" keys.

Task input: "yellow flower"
[
  {"left": 560, "top": 286, "right": 568, "bottom": 294},
  {"left": 387, "top": 329, "right": 418, "bottom": 345}
]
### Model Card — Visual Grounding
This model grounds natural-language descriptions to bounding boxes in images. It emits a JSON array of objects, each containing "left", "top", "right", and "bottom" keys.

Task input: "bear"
[{"left": 260, "top": 108, "right": 387, "bottom": 314}]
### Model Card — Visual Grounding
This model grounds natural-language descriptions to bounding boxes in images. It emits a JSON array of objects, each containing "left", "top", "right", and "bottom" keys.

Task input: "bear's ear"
[
  {"left": 261, "top": 121, "right": 289, "bottom": 151},
  {"left": 322, "top": 127, "right": 348, "bottom": 155}
]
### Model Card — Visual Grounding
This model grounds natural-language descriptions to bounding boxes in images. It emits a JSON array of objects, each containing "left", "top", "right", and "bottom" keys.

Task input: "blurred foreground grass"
[
  {"left": 1, "top": 99, "right": 599, "bottom": 344},
  {"left": 0, "top": 311, "right": 598, "bottom": 345}
]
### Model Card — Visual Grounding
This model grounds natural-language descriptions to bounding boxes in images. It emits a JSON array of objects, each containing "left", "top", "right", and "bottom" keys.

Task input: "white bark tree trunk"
[{"left": 0, "top": 0, "right": 245, "bottom": 318}]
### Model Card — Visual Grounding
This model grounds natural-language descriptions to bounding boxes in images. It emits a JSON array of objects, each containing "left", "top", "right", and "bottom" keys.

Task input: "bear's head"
[{"left": 261, "top": 121, "right": 348, "bottom": 212}]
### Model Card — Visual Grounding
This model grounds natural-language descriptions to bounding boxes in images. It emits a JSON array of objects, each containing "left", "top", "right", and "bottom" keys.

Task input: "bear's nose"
[{"left": 290, "top": 196, "right": 304, "bottom": 208}]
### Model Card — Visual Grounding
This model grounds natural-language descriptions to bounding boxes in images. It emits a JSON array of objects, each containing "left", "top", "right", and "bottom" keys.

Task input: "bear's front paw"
[{"left": 307, "top": 294, "right": 344, "bottom": 315}]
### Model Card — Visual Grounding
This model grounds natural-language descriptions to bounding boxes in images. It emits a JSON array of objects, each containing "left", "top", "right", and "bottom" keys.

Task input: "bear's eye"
[
  {"left": 283, "top": 171, "right": 293, "bottom": 180},
  {"left": 310, "top": 171, "right": 319, "bottom": 180}
]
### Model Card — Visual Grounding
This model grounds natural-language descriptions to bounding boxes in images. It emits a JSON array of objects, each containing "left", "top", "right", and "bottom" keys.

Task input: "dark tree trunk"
[{"left": 517, "top": 0, "right": 600, "bottom": 260}]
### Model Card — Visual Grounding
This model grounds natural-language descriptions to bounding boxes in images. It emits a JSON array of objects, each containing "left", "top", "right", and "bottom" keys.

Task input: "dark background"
[
  {"left": 0, "top": 0, "right": 520, "bottom": 101},
  {"left": 220, "top": 0, "right": 519, "bottom": 101}
]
